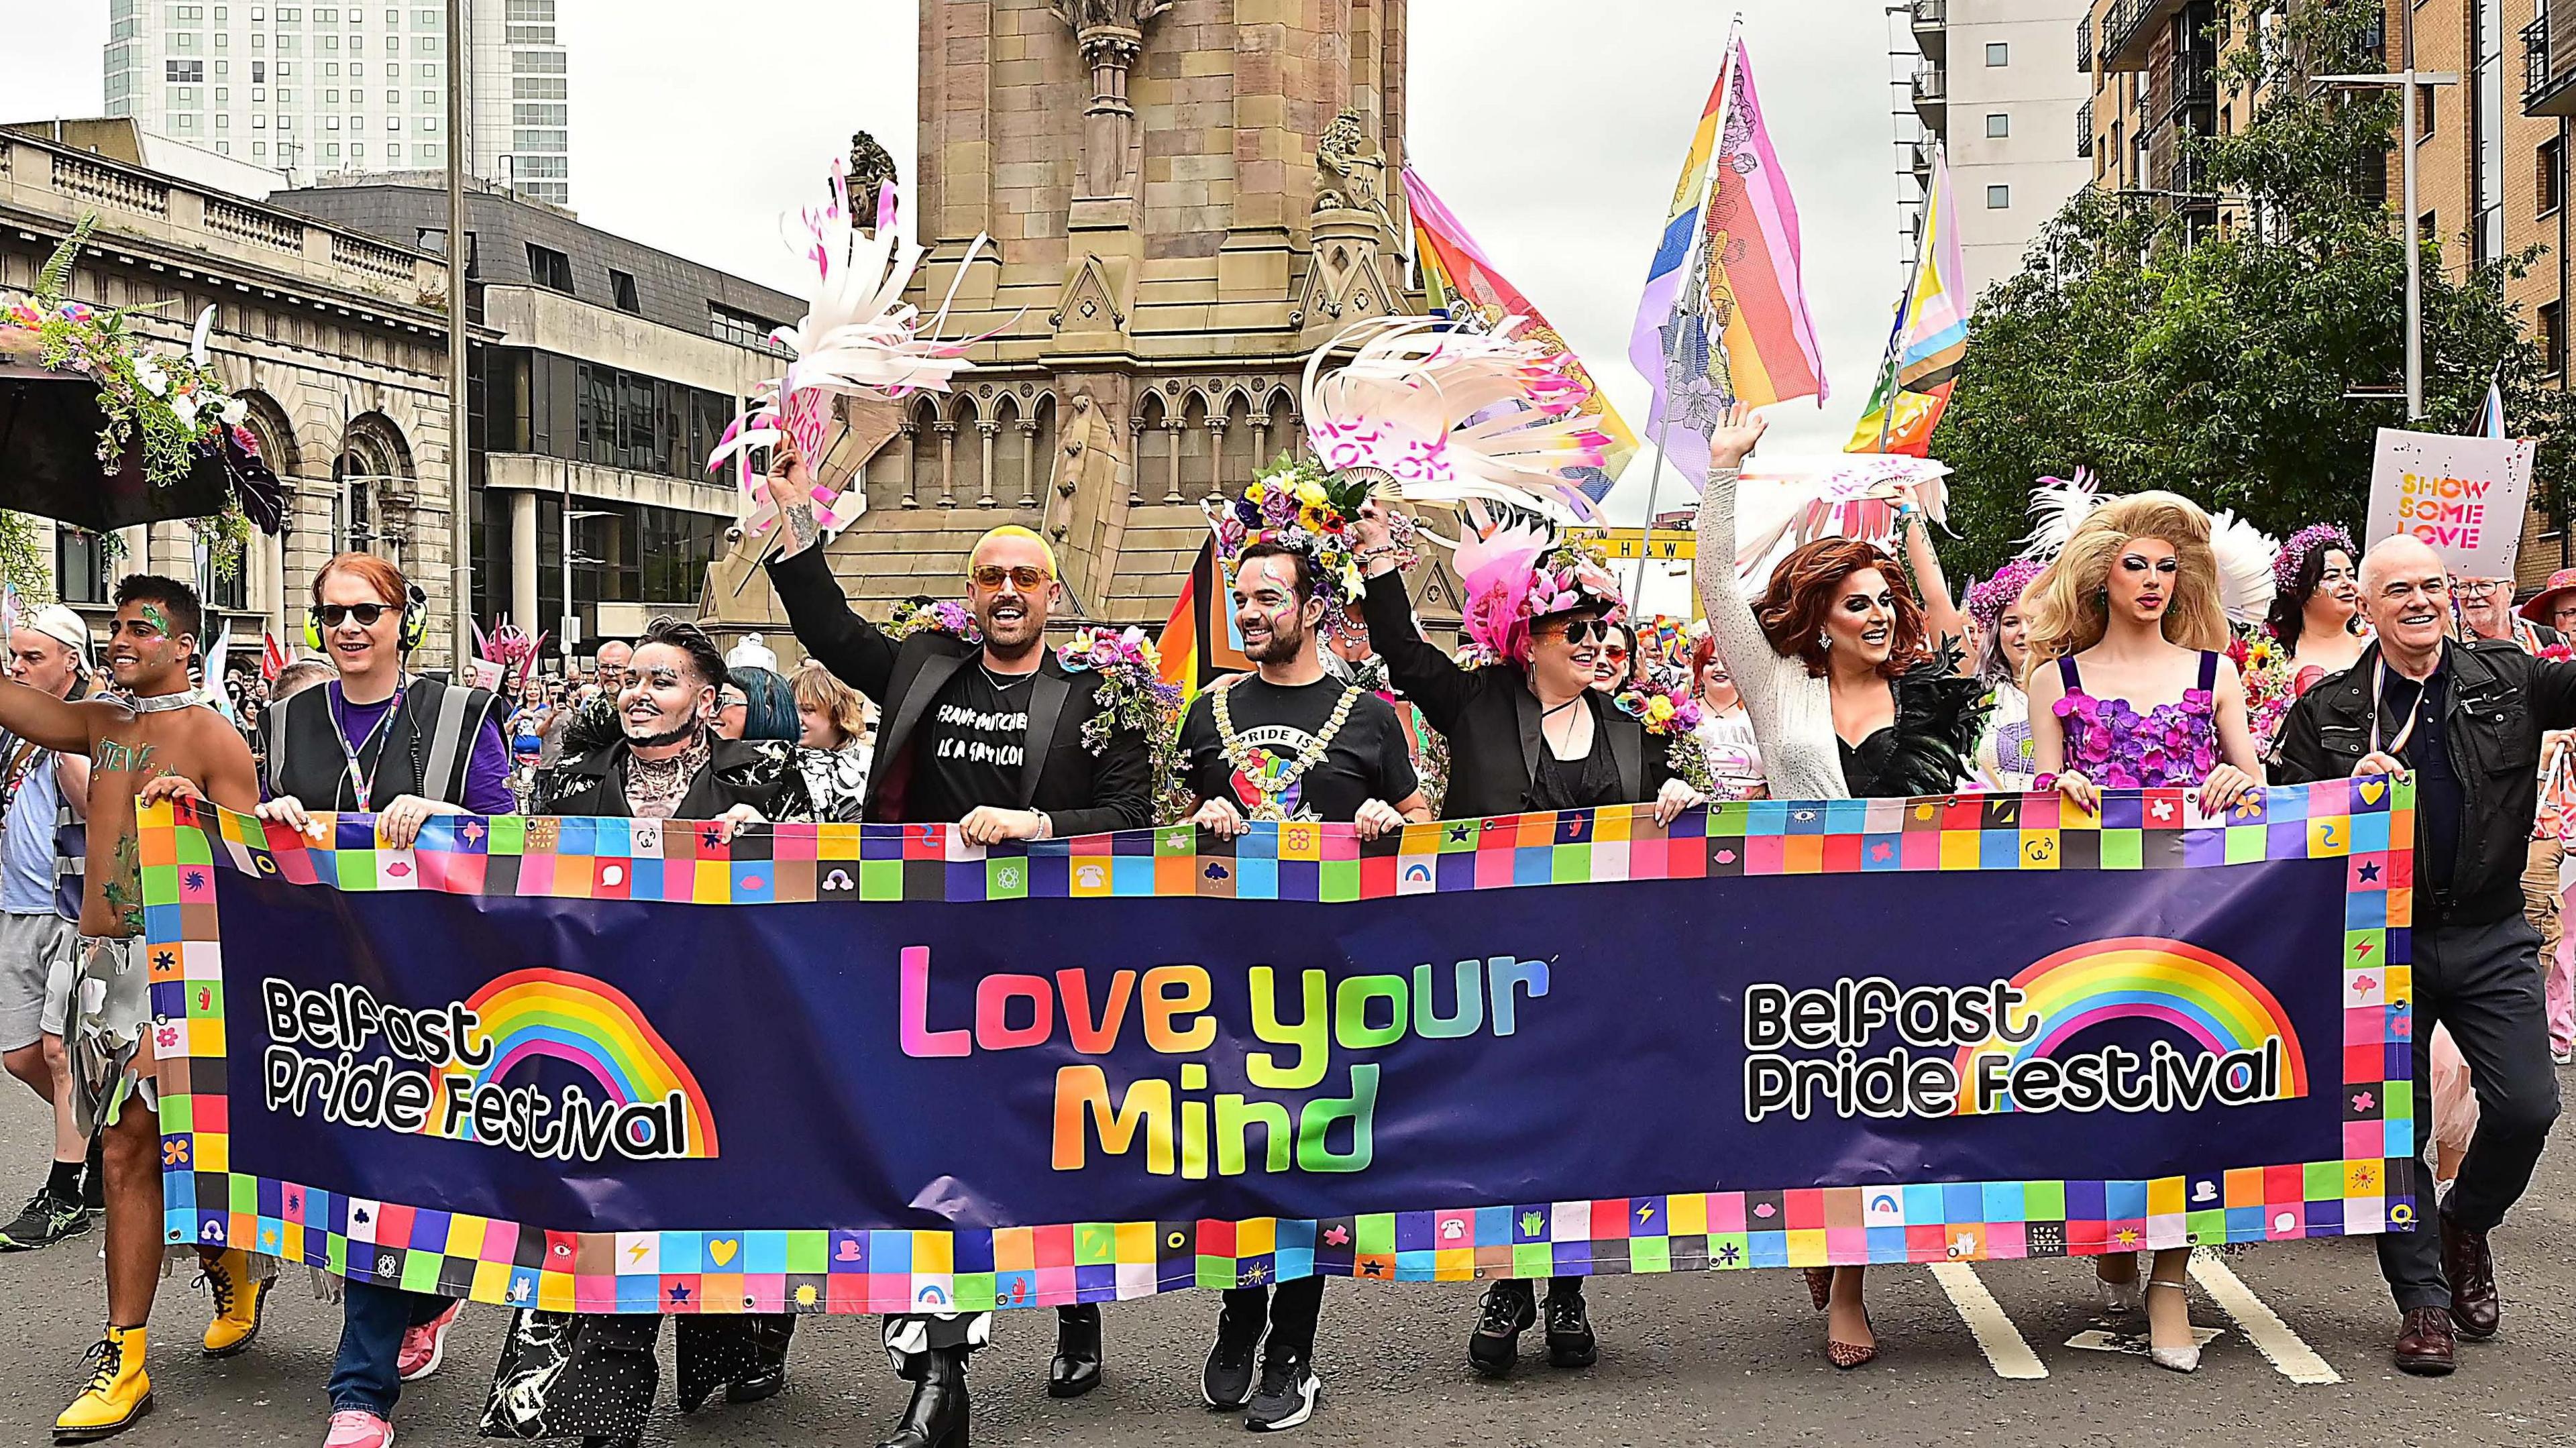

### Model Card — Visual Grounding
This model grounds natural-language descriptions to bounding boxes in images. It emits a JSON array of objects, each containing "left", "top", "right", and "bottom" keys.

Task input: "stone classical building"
[
  {"left": 0, "top": 123, "right": 458, "bottom": 668},
  {"left": 707, "top": 0, "right": 1459, "bottom": 649}
]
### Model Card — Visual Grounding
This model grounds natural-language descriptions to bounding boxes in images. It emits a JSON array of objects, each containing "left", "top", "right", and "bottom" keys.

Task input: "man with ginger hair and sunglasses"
[{"left": 761, "top": 445, "right": 1150, "bottom": 1448}]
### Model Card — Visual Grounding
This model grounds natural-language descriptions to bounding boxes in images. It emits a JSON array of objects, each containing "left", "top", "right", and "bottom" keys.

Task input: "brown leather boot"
[
  {"left": 2394, "top": 1306, "right": 2457, "bottom": 1376},
  {"left": 2439, "top": 1209, "right": 2500, "bottom": 1339}
]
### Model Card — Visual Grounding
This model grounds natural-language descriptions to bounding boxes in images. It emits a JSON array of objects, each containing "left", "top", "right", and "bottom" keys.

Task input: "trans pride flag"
[
  {"left": 1628, "top": 34, "right": 1827, "bottom": 486},
  {"left": 1404, "top": 166, "right": 1640, "bottom": 503}
]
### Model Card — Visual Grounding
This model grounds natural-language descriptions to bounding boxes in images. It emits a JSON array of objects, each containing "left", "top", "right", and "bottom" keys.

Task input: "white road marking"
[
  {"left": 2189, "top": 1250, "right": 2343, "bottom": 1384},
  {"left": 1929, "top": 1262, "right": 2049, "bottom": 1379}
]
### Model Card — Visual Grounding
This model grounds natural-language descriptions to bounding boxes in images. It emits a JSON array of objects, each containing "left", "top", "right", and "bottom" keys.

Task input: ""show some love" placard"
[{"left": 2364, "top": 427, "right": 2537, "bottom": 579}]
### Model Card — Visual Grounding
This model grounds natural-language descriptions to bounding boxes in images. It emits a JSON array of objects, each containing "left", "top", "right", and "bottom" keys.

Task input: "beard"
[
  {"left": 622, "top": 706, "right": 700, "bottom": 748},
  {"left": 1242, "top": 615, "right": 1309, "bottom": 665}
]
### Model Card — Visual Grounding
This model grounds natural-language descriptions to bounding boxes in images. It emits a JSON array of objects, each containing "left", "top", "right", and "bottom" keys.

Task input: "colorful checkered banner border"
[{"left": 142, "top": 780, "right": 2414, "bottom": 1317}]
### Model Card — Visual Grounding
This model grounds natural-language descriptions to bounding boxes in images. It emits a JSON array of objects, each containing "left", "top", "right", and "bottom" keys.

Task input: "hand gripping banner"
[{"left": 142, "top": 781, "right": 2416, "bottom": 1318}]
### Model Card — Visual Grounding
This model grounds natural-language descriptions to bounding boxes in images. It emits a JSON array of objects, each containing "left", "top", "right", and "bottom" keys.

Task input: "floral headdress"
[
  {"left": 0, "top": 217, "right": 277, "bottom": 569},
  {"left": 1202, "top": 455, "right": 1415, "bottom": 638},
  {"left": 1452, "top": 522, "right": 1626, "bottom": 669},
  {"left": 1966, "top": 557, "right": 2047, "bottom": 633},
  {"left": 2271, "top": 522, "right": 2357, "bottom": 596},
  {"left": 710, "top": 163, "right": 981, "bottom": 541}
]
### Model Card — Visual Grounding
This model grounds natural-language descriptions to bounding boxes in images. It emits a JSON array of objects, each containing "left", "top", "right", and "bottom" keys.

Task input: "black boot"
[
  {"left": 1467, "top": 1279, "right": 1536, "bottom": 1378},
  {"left": 1544, "top": 1283, "right": 1597, "bottom": 1368},
  {"left": 1049, "top": 1302, "right": 1102, "bottom": 1399},
  {"left": 878, "top": 1346, "right": 969, "bottom": 1448}
]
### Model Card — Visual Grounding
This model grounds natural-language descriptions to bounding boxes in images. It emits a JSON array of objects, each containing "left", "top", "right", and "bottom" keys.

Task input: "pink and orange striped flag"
[{"left": 1627, "top": 34, "right": 1827, "bottom": 486}]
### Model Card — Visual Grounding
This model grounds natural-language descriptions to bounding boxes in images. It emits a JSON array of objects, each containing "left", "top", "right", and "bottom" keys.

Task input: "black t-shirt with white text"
[
  {"left": 908, "top": 663, "right": 1034, "bottom": 824},
  {"left": 1180, "top": 675, "right": 1417, "bottom": 824}
]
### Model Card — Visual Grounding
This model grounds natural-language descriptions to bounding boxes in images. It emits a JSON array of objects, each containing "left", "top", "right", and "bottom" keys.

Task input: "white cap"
[
  {"left": 725, "top": 633, "right": 779, "bottom": 673},
  {"left": 19, "top": 605, "right": 92, "bottom": 669}
]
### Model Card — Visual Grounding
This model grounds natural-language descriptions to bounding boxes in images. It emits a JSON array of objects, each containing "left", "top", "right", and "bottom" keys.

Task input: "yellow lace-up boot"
[
  {"left": 54, "top": 1324, "right": 152, "bottom": 1441},
  {"left": 200, "top": 1249, "right": 266, "bottom": 1357}
]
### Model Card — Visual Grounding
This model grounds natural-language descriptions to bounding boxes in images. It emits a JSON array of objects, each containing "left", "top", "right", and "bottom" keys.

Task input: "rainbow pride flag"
[
  {"left": 1849, "top": 142, "right": 1968, "bottom": 456},
  {"left": 1627, "top": 33, "right": 1826, "bottom": 486},
  {"left": 1403, "top": 166, "right": 1640, "bottom": 503},
  {"left": 1156, "top": 539, "right": 1250, "bottom": 695}
]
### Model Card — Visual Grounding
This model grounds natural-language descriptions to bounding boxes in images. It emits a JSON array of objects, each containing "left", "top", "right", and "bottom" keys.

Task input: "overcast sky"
[{"left": 8, "top": 1, "right": 1913, "bottom": 498}]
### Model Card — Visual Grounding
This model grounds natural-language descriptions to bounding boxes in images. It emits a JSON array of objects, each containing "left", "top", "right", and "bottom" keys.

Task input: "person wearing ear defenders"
[{"left": 251, "top": 553, "right": 514, "bottom": 1448}]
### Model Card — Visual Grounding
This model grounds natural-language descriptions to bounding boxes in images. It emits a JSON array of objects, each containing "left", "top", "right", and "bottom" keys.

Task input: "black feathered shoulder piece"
[{"left": 1877, "top": 649, "right": 1992, "bottom": 799}]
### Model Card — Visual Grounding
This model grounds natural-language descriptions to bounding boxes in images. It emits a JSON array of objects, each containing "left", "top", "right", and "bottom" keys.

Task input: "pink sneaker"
[
  {"left": 395, "top": 1302, "right": 460, "bottom": 1382},
  {"left": 324, "top": 1409, "right": 394, "bottom": 1448}
]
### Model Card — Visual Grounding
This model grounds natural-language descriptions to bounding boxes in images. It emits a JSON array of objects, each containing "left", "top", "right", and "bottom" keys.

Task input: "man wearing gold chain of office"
[{"left": 1173, "top": 537, "right": 1429, "bottom": 1432}]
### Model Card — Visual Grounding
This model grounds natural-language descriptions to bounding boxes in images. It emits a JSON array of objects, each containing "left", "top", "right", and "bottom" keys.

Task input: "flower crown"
[
  {"left": 1966, "top": 557, "right": 2047, "bottom": 632},
  {"left": 2271, "top": 522, "right": 2356, "bottom": 595},
  {"left": 1204, "top": 455, "right": 1419, "bottom": 635}
]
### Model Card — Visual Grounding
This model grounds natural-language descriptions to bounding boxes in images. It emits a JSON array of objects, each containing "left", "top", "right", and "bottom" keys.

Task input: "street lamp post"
[
  {"left": 2318, "top": 3, "right": 2459, "bottom": 421},
  {"left": 443, "top": 0, "right": 472, "bottom": 674}
]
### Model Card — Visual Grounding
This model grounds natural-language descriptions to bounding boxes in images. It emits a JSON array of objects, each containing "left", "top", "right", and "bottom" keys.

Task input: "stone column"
[
  {"left": 1017, "top": 421, "right": 1040, "bottom": 508},
  {"left": 1128, "top": 415, "right": 1146, "bottom": 504},
  {"left": 936, "top": 422, "right": 959, "bottom": 508},
  {"left": 1204, "top": 416, "right": 1228, "bottom": 499},
  {"left": 977, "top": 420, "right": 1000, "bottom": 507},
  {"left": 1164, "top": 419, "right": 1183, "bottom": 504},
  {"left": 510, "top": 490, "right": 541, "bottom": 635},
  {"left": 898, "top": 423, "right": 920, "bottom": 509},
  {"left": 1059, "top": 1, "right": 1169, "bottom": 199}
]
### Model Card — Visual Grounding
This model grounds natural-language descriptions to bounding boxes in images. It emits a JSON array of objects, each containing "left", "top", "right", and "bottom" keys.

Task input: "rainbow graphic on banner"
[
  {"left": 427, "top": 968, "right": 720, "bottom": 1156},
  {"left": 1951, "top": 938, "right": 2310, "bottom": 1113}
]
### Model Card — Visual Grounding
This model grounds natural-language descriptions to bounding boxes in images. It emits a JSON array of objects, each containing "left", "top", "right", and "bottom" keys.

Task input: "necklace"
[
  {"left": 1212, "top": 677, "right": 1358, "bottom": 822},
  {"left": 979, "top": 661, "right": 1038, "bottom": 692},
  {"left": 127, "top": 687, "right": 215, "bottom": 715}
]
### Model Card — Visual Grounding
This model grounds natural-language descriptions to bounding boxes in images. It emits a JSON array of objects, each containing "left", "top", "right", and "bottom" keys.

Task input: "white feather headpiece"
[
  {"left": 2017, "top": 469, "right": 2103, "bottom": 563},
  {"left": 1299, "top": 316, "right": 1610, "bottom": 523},
  {"left": 2207, "top": 508, "right": 2279, "bottom": 626},
  {"left": 710, "top": 162, "right": 984, "bottom": 540}
]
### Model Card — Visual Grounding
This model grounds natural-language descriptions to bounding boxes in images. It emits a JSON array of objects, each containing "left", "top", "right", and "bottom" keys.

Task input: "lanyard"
[
  {"left": 2369, "top": 657, "right": 2426, "bottom": 759},
  {"left": 327, "top": 680, "right": 405, "bottom": 813}
]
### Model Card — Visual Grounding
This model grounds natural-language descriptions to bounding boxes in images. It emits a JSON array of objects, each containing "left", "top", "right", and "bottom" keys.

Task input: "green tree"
[{"left": 1931, "top": 0, "right": 2571, "bottom": 582}]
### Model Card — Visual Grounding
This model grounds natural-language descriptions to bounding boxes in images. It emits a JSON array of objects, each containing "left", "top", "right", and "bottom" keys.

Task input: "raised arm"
[
  {"left": 1897, "top": 496, "right": 1968, "bottom": 653},
  {"left": 761, "top": 447, "right": 902, "bottom": 700},
  {"left": 1691, "top": 406, "right": 1783, "bottom": 723},
  {"left": 0, "top": 679, "right": 100, "bottom": 756},
  {"left": 1353, "top": 546, "right": 1480, "bottom": 736}
]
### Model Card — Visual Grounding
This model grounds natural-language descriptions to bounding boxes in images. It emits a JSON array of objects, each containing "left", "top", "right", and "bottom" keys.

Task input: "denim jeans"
[{"left": 329, "top": 1278, "right": 455, "bottom": 1416}]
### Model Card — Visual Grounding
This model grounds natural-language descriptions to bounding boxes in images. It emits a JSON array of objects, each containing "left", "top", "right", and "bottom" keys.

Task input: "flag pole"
[
  {"left": 1629, "top": 12, "right": 1745, "bottom": 605},
  {"left": 1872, "top": 144, "right": 1936, "bottom": 455}
]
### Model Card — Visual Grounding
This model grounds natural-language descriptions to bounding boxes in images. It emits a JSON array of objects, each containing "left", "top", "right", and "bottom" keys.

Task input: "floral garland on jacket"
[
  {"left": 1611, "top": 666, "right": 1716, "bottom": 798},
  {"left": 1057, "top": 626, "right": 1188, "bottom": 824}
]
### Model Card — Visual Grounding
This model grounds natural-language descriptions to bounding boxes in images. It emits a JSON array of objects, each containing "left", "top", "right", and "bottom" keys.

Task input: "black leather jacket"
[{"left": 2275, "top": 638, "right": 2576, "bottom": 926}]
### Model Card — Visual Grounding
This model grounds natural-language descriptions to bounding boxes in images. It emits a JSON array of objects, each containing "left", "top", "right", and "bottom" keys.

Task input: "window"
[
  {"left": 514, "top": 129, "right": 567, "bottom": 150},
  {"left": 513, "top": 76, "right": 566, "bottom": 99},
  {"left": 709, "top": 302, "right": 786, "bottom": 350},
  {"left": 2416, "top": 83, "right": 2435, "bottom": 137},
  {"left": 514, "top": 154, "right": 566, "bottom": 178},
  {"left": 57, "top": 531, "right": 113, "bottom": 606},
  {"left": 325, "top": 114, "right": 340, "bottom": 129},
  {"left": 386, "top": 142, "right": 400, "bottom": 158},
  {"left": 413, "top": 7, "right": 436, "bottom": 23},
  {"left": 417, "top": 142, "right": 439, "bottom": 163},
  {"left": 525, "top": 242, "right": 574, "bottom": 292},
  {"left": 2545, "top": 302, "right": 2567, "bottom": 376},
  {"left": 252, "top": 58, "right": 264, "bottom": 79},
  {"left": 386, "top": 116, "right": 400, "bottom": 129},
  {"left": 504, "top": 25, "right": 554, "bottom": 43},
  {"left": 417, "top": 35, "right": 437, "bottom": 51},
  {"left": 166, "top": 58, "right": 204, "bottom": 80},
  {"left": 1986, "top": 184, "right": 2010, "bottom": 208},
  {"left": 385, "top": 88, "right": 396, "bottom": 103},
  {"left": 417, "top": 62, "right": 433, "bottom": 78},
  {"left": 506, "top": 0, "right": 553, "bottom": 16},
  {"left": 420, "top": 114, "right": 435, "bottom": 131},
  {"left": 324, "top": 85, "right": 339, "bottom": 101},
  {"left": 513, "top": 49, "right": 564, "bottom": 72},
  {"left": 323, "top": 142, "right": 339, "bottom": 156},
  {"left": 252, "top": 84, "right": 264, "bottom": 98},
  {"left": 1985, "top": 112, "right": 2009, "bottom": 138},
  {"left": 419, "top": 89, "right": 435, "bottom": 103},
  {"left": 2543, "top": 139, "right": 2565, "bottom": 217},
  {"left": 1985, "top": 42, "right": 2008, "bottom": 65},
  {"left": 608, "top": 268, "right": 639, "bottom": 313},
  {"left": 511, "top": 103, "right": 567, "bottom": 125}
]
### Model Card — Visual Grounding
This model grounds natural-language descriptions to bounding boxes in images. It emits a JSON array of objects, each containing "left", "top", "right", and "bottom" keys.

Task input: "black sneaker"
[
  {"left": 0, "top": 1190, "right": 88, "bottom": 1251},
  {"left": 1467, "top": 1280, "right": 1535, "bottom": 1377},
  {"left": 1202, "top": 1315, "right": 1263, "bottom": 1410},
  {"left": 1242, "top": 1355, "right": 1320, "bottom": 1433},
  {"left": 1544, "top": 1289, "right": 1598, "bottom": 1368}
]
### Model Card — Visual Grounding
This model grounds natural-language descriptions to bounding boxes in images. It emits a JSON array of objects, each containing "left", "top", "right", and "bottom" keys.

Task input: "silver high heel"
[
  {"left": 2094, "top": 1268, "right": 2143, "bottom": 1315},
  {"left": 2145, "top": 1277, "right": 2200, "bottom": 1373}
]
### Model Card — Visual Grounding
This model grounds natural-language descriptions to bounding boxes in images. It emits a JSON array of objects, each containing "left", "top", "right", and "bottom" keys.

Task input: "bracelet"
[{"left": 1033, "top": 810, "right": 1053, "bottom": 840}]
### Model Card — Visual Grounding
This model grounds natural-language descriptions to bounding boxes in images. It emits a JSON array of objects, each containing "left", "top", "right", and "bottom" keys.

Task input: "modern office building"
[
  {"left": 270, "top": 176, "right": 798, "bottom": 658},
  {"left": 101, "top": 0, "right": 569, "bottom": 205},
  {"left": 1908, "top": 0, "right": 2096, "bottom": 295}
]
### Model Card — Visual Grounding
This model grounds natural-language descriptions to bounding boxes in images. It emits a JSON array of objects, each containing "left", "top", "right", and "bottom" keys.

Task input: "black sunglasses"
[
  {"left": 315, "top": 603, "right": 396, "bottom": 628},
  {"left": 1549, "top": 618, "right": 1617, "bottom": 646}
]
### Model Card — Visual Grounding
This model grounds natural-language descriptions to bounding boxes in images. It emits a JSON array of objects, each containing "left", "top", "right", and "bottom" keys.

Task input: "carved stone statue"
[
  {"left": 1053, "top": 0, "right": 1170, "bottom": 27},
  {"left": 846, "top": 131, "right": 898, "bottom": 227},
  {"left": 1056, "top": 0, "right": 1173, "bottom": 197},
  {"left": 1313, "top": 109, "right": 1392, "bottom": 232}
]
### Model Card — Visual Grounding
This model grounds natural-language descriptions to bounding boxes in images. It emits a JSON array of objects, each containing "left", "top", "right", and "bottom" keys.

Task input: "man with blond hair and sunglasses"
[{"left": 761, "top": 445, "right": 1150, "bottom": 1448}]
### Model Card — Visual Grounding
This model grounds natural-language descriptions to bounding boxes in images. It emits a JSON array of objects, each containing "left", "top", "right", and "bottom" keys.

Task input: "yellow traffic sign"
[{"left": 1570, "top": 528, "right": 1696, "bottom": 561}]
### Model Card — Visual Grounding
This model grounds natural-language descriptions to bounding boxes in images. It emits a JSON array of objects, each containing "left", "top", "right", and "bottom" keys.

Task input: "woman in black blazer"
[{"left": 1351, "top": 502, "right": 1705, "bottom": 1377}]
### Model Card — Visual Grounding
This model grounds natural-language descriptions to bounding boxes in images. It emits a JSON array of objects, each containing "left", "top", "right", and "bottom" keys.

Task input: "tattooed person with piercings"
[{"left": 0, "top": 576, "right": 259, "bottom": 1442}]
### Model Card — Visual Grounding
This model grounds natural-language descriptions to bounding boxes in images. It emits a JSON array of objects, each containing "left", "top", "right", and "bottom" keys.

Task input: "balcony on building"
[
  {"left": 1911, "top": 0, "right": 1946, "bottom": 64},
  {"left": 2076, "top": 15, "right": 2093, "bottom": 74},
  {"left": 2526, "top": 10, "right": 2576, "bottom": 117},
  {"left": 2098, "top": 0, "right": 2188, "bottom": 72},
  {"left": 1911, "top": 62, "right": 1948, "bottom": 127},
  {"left": 2077, "top": 99, "right": 2095, "bottom": 160},
  {"left": 1911, "top": 135, "right": 1936, "bottom": 185}
]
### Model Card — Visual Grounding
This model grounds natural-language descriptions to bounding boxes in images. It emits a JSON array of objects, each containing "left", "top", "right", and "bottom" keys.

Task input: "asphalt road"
[{"left": 1, "top": 1083, "right": 2573, "bottom": 1448}]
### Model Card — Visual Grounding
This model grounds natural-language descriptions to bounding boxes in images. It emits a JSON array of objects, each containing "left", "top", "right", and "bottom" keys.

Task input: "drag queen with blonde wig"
[{"left": 2022, "top": 490, "right": 2265, "bottom": 1374}]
